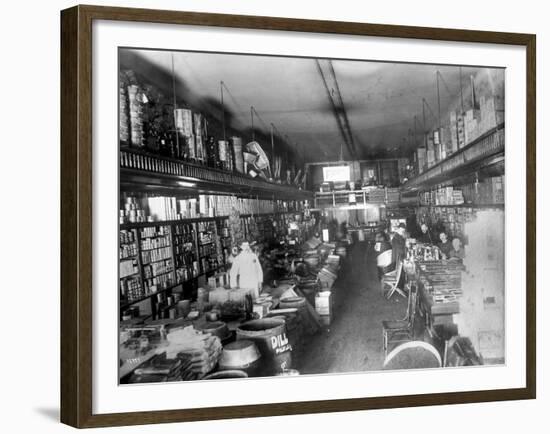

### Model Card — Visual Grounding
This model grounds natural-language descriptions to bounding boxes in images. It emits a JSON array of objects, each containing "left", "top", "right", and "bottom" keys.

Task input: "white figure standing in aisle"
[{"left": 229, "top": 241, "right": 263, "bottom": 300}]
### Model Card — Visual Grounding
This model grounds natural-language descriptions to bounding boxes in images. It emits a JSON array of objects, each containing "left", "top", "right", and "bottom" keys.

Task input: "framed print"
[{"left": 60, "top": 4, "right": 536, "bottom": 428}]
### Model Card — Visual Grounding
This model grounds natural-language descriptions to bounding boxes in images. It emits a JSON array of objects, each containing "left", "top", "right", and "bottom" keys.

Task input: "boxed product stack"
[
  {"left": 426, "top": 136, "right": 435, "bottom": 167},
  {"left": 128, "top": 84, "right": 145, "bottom": 148},
  {"left": 174, "top": 108, "right": 195, "bottom": 161},
  {"left": 457, "top": 113, "right": 466, "bottom": 149},
  {"left": 127, "top": 352, "right": 196, "bottom": 383},
  {"left": 147, "top": 196, "right": 179, "bottom": 221},
  {"left": 121, "top": 196, "right": 147, "bottom": 224},
  {"left": 477, "top": 176, "right": 505, "bottom": 204},
  {"left": 449, "top": 112, "right": 459, "bottom": 154},
  {"left": 193, "top": 112, "right": 207, "bottom": 164},
  {"left": 416, "top": 147, "right": 426, "bottom": 174},
  {"left": 464, "top": 109, "right": 481, "bottom": 145},
  {"left": 433, "top": 129, "right": 444, "bottom": 161},
  {"left": 166, "top": 326, "right": 223, "bottom": 379},
  {"left": 440, "top": 126, "right": 452, "bottom": 158},
  {"left": 479, "top": 96, "right": 498, "bottom": 134},
  {"left": 119, "top": 77, "right": 130, "bottom": 146},
  {"left": 177, "top": 198, "right": 198, "bottom": 219},
  {"left": 366, "top": 187, "right": 386, "bottom": 203},
  {"left": 452, "top": 189, "right": 465, "bottom": 205},
  {"left": 315, "top": 291, "right": 333, "bottom": 326},
  {"left": 231, "top": 136, "right": 244, "bottom": 173},
  {"left": 207, "top": 272, "right": 229, "bottom": 289},
  {"left": 491, "top": 176, "right": 505, "bottom": 204},
  {"left": 386, "top": 188, "right": 400, "bottom": 206}
]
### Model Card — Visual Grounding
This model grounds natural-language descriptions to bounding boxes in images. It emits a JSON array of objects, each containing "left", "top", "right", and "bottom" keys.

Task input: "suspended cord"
[
  {"left": 171, "top": 52, "right": 180, "bottom": 153},
  {"left": 437, "top": 71, "right": 455, "bottom": 97},
  {"left": 422, "top": 98, "right": 438, "bottom": 123}
]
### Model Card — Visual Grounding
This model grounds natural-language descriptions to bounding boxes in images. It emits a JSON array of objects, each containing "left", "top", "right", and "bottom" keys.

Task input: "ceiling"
[{"left": 120, "top": 49, "right": 502, "bottom": 163}]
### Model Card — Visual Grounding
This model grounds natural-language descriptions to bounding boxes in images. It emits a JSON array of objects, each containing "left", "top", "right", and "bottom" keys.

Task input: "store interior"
[{"left": 118, "top": 49, "right": 505, "bottom": 383}]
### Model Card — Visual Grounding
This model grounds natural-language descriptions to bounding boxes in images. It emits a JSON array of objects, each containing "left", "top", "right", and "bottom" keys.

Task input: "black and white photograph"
[{"left": 118, "top": 48, "right": 505, "bottom": 384}]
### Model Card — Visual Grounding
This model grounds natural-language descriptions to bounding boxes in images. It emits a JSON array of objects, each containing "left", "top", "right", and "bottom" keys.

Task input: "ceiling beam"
[{"left": 315, "top": 59, "right": 358, "bottom": 159}]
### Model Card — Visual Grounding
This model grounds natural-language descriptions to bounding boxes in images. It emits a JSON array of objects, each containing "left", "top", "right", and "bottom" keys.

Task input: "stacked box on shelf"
[
  {"left": 440, "top": 126, "right": 452, "bottom": 159},
  {"left": 449, "top": 111, "right": 459, "bottom": 154},
  {"left": 479, "top": 96, "right": 498, "bottom": 134},
  {"left": 215, "top": 218, "right": 232, "bottom": 266},
  {"left": 147, "top": 196, "right": 179, "bottom": 221},
  {"left": 464, "top": 109, "right": 481, "bottom": 145},
  {"left": 172, "top": 222, "right": 198, "bottom": 284},
  {"left": 486, "top": 176, "right": 505, "bottom": 204},
  {"left": 426, "top": 135, "right": 435, "bottom": 167},
  {"left": 386, "top": 188, "right": 400, "bottom": 206},
  {"left": 196, "top": 220, "right": 219, "bottom": 274},
  {"left": 416, "top": 147, "right": 426, "bottom": 174},
  {"left": 452, "top": 190, "right": 465, "bottom": 205},
  {"left": 433, "top": 129, "right": 443, "bottom": 161},
  {"left": 457, "top": 113, "right": 466, "bottom": 149},
  {"left": 460, "top": 184, "right": 474, "bottom": 204},
  {"left": 366, "top": 187, "right": 386, "bottom": 203},
  {"left": 119, "top": 229, "right": 143, "bottom": 303},
  {"left": 139, "top": 225, "right": 175, "bottom": 293}
]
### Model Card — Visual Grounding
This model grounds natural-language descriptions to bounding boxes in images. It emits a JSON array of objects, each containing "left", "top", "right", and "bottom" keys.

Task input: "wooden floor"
[{"left": 297, "top": 242, "right": 408, "bottom": 374}]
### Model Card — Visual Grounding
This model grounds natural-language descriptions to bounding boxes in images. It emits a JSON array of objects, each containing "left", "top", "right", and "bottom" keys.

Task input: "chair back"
[
  {"left": 394, "top": 260, "right": 403, "bottom": 281},
  {"left": 377, "top": 249, "right": 393, "bottom": 267},
  {"left": 406, "top": 283, "right": 417, "bottom": 325}
]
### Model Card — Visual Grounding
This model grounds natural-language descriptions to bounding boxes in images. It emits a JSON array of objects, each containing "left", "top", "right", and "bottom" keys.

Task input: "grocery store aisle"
[{"left": 297, "top": 242, "right": 407, "bottom": 374}]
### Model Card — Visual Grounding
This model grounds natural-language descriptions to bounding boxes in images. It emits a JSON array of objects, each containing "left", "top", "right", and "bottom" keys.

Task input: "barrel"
[
  {"left": 218, "top": 340, "right": 262, "bottom": 377},
  {"left": 203, "top": 370, "right": 248, "bottom": 380},
  {"left": 275, "top": 300, "right": 307, "bottom": 364},
  {"left": 279, "top": 297, "right": 306, "bottom": 310},
  {"left": 236, "top": 318, "right": 292, "bottom": 375}
]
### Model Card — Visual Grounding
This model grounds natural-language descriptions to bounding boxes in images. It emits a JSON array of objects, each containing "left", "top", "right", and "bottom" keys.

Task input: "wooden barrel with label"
[{"left": 236, "top": 318, "right": 292, "bottom": 376}]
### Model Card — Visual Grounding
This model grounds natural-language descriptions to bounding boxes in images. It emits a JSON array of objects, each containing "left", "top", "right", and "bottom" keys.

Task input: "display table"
[{"left": 406, "top": 256, "right": 464, "bottom": 337}]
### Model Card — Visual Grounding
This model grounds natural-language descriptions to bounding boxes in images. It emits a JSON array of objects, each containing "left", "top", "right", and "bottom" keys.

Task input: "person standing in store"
[
  {"left": 417, "top": 223, "right": 433, "bottom": 244},
  {"left": 437, "top": 232, "right": 453, "bottom": 259},
  {"left": 448, "top": 237, "right": 466, "bottom": 260},
  {"left": 391, "top": 223, "right": 407, "bottom": 265},
  {"left": 229, "top": 241, "right": 264, "bottom": 300}
]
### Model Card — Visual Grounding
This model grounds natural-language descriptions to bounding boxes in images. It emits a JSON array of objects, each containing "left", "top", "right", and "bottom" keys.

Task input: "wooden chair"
[
  {"left": 376, "top": 248, "right": 393, "bottom": 269},
  {"left": 381, "top": 260, "right": 406, "bottom": 299},
  {"left": 382, "top": 283, "right": 417, "bottom": 358}
]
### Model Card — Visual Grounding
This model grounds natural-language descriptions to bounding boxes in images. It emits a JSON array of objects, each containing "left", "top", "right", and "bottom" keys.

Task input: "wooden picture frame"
[{"left": 61, "top": 4, "right": 536, "bottom": 428}]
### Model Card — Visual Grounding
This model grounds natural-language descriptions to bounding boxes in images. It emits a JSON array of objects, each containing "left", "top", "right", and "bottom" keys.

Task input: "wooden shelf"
[
  {"left": 403, "top": 123, "right": 504, "bottom": 191},
  {"left": 121, "top": 217, "right": 225, "bottom": 230},
  {"left": 120, "top": 283, "right": 180, "bottom": 311},
  {"left": 120, "top": 212, "right": 297, "bottom": 230},
  {"left": 419, "top": 203, "right": 504, "bottom": 209},
  {"left": 120, "top": 149, "right": 313, "bottom": 201},
  {"left": 120, "top": 211, "right": 293, "bottom": 317}
]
